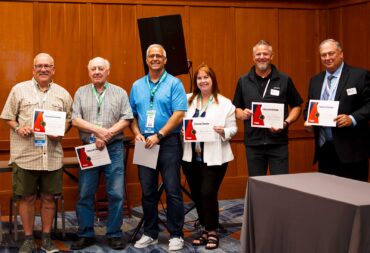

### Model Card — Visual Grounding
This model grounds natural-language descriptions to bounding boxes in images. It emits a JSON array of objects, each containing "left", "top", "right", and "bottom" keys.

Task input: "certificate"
[
  {"left": 75, "top": 144, "right": 111, "bottom": 170},
  {"left": 306, "top": 100, "right": 339, "bottom": 127},
  {"left": 133, "top": 141, "right": 159, "bottom": 170},
  {"left": 251, "top": 102, "right": 284, "bottom": 129},
  {"left": 183, "top": 118, "right": 217, "bottom": 142},
  {"left": 32, "top": 109, "right": 66, "bottom": 136}
]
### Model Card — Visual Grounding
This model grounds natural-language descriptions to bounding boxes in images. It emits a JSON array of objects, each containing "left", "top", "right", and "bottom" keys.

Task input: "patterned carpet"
[{"left": 0, "top": 199, "right": 243, "bottom": 252}]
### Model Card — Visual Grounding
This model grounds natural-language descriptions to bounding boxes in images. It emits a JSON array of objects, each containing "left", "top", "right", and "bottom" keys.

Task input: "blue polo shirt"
[{"left": 129, "top": 71, "right": 187, "bottom": 136}]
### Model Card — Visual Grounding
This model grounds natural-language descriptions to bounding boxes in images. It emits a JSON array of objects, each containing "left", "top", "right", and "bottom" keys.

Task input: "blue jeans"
[
  {"left": 76, "top": 140, "right": 124, "bottom": 238},
  {"left": 138, "top": 134, "right": 184, "bottom": 239}
]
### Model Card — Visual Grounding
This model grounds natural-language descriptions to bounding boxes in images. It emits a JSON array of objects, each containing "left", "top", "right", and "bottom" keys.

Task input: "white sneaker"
[
  {"left": 134, "top": 234, "right": 158, "bottom": 248},
  {"left": 168, "top": 237, "right": 184, "bottom": 251}
]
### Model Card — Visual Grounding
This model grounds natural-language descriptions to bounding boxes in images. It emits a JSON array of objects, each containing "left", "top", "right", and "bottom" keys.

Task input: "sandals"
[
  {"left": 205, "top": 233, "right": 219, "bottom": 250},
  {"left": 192, "top": 231, "right": 208, "bottom": 246}
]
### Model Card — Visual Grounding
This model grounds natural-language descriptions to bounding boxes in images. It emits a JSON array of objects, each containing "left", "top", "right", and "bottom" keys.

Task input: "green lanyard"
[
  {"left": 198, "top": 94, "right": 213, "bottom": 116},
  {"left": 146, "top": 71, "right": 167, "bottom": 109},
  {"left": 92, "top": 83, "right": 109, "bottom": 115}
]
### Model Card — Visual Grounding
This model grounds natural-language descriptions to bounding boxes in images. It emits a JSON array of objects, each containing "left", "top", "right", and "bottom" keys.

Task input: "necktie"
[
  {"left": 322, "top": 75, "right": 334, "bottom": 100},
  {"left": 319, "top": 75, "right": 335, "bottom": 147}
]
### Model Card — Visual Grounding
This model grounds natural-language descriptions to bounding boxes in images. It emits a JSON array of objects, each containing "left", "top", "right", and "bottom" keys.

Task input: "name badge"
[
  {"left": 145, "top": 110, "right": 156, "bottom": 133},
  {"left": 270, "top": 89, "right": 280, "bottom": 96},
  {"left": 346, "top": 88, "right": 357, "bottom": 96},
  {"left": 34, "top": 133, "right": 47, "bottom": 147},
  {"left": 89, "top": 134, "right": 96, "bottom": 144}
]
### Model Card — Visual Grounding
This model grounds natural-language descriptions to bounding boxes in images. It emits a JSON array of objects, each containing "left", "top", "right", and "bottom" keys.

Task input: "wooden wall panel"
[
  {"left": 340, "top": 3, "right": 369, "bottom": 69},
  {"left": 188, "top": 6, "right": 236, "bottom": 99},
  {"left": 278, "top": 9, "right": 320, "bottom": 130},
  {"left": 37, "top": 3, "right": 90, "bottom": 96},
  {"left": 0, "top": 2, "right": 35, "bottom": 140},
  {"left": 91, "top": 4, "right": 139, "bottom": 91},
  {"left": 234, "top": 8, "right": 279, "bottom": 79}
]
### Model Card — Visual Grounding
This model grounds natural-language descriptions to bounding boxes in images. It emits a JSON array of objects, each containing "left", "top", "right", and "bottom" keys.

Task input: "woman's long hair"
[{"left": 188, "top": 64, "right": 220, "bottom": 106}]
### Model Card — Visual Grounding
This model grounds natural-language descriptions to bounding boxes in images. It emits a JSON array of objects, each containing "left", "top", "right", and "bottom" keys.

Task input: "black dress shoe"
[
  {"left": 70, "top": 237, "right": 96, "bottom": 250},
  {"left": 108, "top": 237, "right": 125, "bottom": 250}
]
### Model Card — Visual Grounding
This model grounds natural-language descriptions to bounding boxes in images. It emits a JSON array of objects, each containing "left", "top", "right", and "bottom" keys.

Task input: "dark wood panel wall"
[{"left": 0, "top": 0, "right": 369, "bottom": 213}]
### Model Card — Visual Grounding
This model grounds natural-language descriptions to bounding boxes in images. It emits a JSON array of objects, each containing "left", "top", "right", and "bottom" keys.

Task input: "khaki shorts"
[{"left": 12, "top": 163, "right": 63, "bottom": 196}]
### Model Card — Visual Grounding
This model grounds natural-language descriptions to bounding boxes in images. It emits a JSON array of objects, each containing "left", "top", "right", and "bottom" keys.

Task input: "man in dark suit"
[{"left": 304, "top": 39, "right": 370, "bottom": 182}]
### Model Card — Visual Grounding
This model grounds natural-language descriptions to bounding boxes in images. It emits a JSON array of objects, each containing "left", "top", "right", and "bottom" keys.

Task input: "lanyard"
[
  {"left": 262, "top": 79, "right": 271, "bottom": 98},
  {"left": 146, "top": 71, "right": 167, "bottom": 109},
  {"left": 33, "top": 81, "right": 51, "bottom": 108},
  {"left": 197, "top": 94, "right": 213, "bottom": 116},
  {"left": 92, "top": 83, "right": 108, "bottom": 115}
]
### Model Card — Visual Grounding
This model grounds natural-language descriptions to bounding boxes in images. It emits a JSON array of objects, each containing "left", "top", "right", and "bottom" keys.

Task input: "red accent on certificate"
[
  {"left": 251, "top": 102, "right": 284, "bottom": 129},
  {"left": 32, "top": 109, "right": 66, "bottom": 136},
  {"left": 183, "top": 118, "right": 217, "bottom": 142},
  {"left": 75, "top": 144, "right": 111, "bottom": 170},
  {"left": 306, "top": 100, "right": 339, "bottom": 127}
]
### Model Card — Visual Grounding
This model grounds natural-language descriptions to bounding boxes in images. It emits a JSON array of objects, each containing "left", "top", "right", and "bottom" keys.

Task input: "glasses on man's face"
[
  {"left": 147, "top": 54, "right": 164, "bottom": 59},
  {"left": 34, "top": 64, "right": 54, "bottom": 70}
]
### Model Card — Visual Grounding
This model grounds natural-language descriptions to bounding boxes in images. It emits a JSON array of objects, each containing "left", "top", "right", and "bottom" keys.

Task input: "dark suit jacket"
[{"left": 304, "top": 63, "right": 370, "bottom": 163}]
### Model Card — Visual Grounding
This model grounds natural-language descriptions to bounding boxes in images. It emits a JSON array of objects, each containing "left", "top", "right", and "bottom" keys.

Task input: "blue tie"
[{"left": 319, "top": 75, "right": 335, "bottom": 147}]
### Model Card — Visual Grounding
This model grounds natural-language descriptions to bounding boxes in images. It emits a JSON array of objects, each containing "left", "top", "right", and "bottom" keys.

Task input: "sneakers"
[
  {"left": 41, "top": 237, "right": 59, "bottom": 253},
  {"left": 168, "top": 237, "right": 184, "bottom": 251},
  {"left": 19, "top": 238, "right": 36, "bottom": 253},
  {"left": 134, "top": 234, "right": 158, "bottom": 248}
]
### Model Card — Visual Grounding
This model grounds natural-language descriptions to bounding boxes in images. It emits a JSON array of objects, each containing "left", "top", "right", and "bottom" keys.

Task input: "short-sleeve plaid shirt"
[
  {"left": 71, "top": 82, "right": 133, "bottom": 144},
  {"left": 0, "top": 78, "right": 73, "bottom": 171}
]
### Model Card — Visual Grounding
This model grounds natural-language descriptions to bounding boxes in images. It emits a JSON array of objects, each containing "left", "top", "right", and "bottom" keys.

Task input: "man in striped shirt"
[{"left": 71, "top": 57, "right": 133, "bottom": 250}]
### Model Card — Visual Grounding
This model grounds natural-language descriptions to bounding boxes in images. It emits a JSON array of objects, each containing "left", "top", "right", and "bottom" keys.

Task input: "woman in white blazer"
[{"left": 182, "top": 64, "right": 237, "bottom": 250}]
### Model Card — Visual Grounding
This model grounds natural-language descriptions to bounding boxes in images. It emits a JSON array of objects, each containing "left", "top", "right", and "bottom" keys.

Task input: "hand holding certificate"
[
  {"left": 32, "top": 109, "right": 66, "bottom": 136},
  {"left": 183, "top": 118, "right": 217, "bottom": 142},
  {"left": 133, "top": 141, "right": 159, "bottom": 169},
  {"left": 306, "top": 100, "right": 339, "bottom": 127},
  {"left": 251, "top": 102, "right": 284, "bottom": 129},
  {"left": 75, "top": 143, "right": 111, "bottom": 169}
]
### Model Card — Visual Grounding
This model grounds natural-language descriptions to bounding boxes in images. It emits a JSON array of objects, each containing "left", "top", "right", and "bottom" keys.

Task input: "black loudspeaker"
[{"left": 137, "top": 14, "right": 189, "bottom": 76}]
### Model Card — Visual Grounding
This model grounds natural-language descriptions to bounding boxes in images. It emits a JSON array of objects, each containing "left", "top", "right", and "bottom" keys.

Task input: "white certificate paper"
[
  {"left": 75, "top": 144, "right": 111, "bottom": 170},
  {"left": 306, "top": 100, "right": 339, "bottom": 127},
  {"left": 133, "top": 141, "right": 159, "bottom": 170},
  {"left": 251, "top": 102, "right": 284, "bottom": 129},
  {"left": 183, "top": 118, "right": 217, "bottom": 142},
  {"left": 32, "top": 109, "right": 66, "bottom": 136}
]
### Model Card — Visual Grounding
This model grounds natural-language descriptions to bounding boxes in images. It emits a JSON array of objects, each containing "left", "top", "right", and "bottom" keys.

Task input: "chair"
[{"left": 9, "top": 193, "right": 66, "bottom": 241}]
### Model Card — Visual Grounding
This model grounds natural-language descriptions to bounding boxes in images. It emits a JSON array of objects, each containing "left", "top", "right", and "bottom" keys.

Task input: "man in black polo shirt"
[{"left": 233, "top": 40, "right": 303, "bottom": 176}]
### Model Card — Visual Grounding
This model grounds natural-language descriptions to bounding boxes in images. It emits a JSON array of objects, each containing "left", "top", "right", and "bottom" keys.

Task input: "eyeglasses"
[
  {"left": 34, "top": 64, "right": 54, "bottom": 70},
  {"left": 147, "top": 54, "right": 164, "bottom": 59}
]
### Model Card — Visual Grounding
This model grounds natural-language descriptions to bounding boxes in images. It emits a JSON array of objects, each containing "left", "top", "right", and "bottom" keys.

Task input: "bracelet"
[
  {"left": 14, "top": 124, "right": 20, "bottom": 132},
  {"left": 284, "top": 120, "right": 290, "bottom": 128}
]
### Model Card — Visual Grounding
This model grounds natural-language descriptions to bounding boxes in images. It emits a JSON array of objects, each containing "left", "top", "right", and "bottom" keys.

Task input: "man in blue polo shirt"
[{"left": 130, "top": 44, "right": 187, "bottom": 251}]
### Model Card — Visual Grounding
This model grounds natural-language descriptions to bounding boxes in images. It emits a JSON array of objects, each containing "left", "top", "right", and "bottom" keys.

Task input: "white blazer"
[{"left": 182, "top": 93, "right": 237, "bottom": 166}]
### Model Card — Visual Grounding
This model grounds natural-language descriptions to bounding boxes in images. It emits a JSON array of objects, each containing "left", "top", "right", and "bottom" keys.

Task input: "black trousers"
[
  {"left": 182, "top": 161, "right": 228, "bottom": 231},
  {"left": 318, "top": 141, "right": 369, "bottom": 182},
  {"left": 245, "top": 144, "right": 288, "bottom": 176}
]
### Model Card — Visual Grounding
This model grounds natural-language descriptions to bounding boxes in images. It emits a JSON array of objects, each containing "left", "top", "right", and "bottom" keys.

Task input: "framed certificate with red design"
[
  {"left": 183, "top": 118, "right": 217, "bottom": 142},
  {"left": 251, "top": 102, "right": 284, "bottom": 129},
  {"left": 75, "top": 144, "right": 111, "bottom": 169},
  {"left": 32, "top": 109, "right": 66, "bottom": 136},
  {"left": 306, "top": 100, "right": 339, "bottom": 127}
]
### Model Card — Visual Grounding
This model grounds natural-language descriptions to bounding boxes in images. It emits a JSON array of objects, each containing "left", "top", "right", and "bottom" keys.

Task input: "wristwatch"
[{"left": 156, "top": 131, "right": 164, "bottom": 140}]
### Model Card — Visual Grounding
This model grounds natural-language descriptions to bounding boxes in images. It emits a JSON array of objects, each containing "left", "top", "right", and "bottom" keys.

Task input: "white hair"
[
  {"left": 87, "top": 57, "right": 110, "bottom": 70},
  {"left": 146, "top": 44, "right": 167, "bottom": 58}
]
